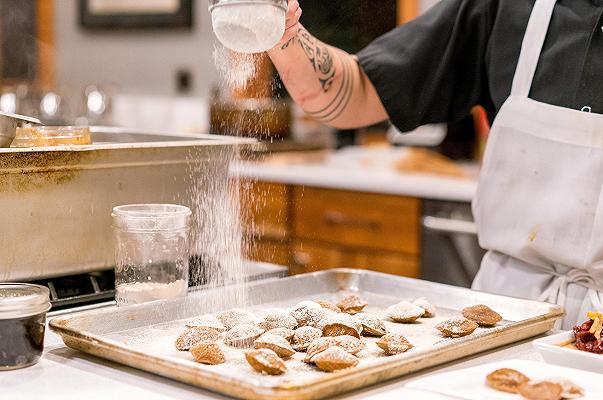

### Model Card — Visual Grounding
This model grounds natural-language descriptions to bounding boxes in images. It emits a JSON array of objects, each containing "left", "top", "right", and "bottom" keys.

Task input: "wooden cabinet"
[
  {"left": 293, "top": 187, "right": 420, "bottom": 254},
  {"left": 291, "top": 240, "right": 419, "bottom": 277},
  {"left": 242, "top": 181, "right": 421, "bottom": 278},
  {"left": 248, "top": 239, "right": 291, "bottom": 267},
  {"left": 242, "top": 181, "right": 292, "bottom": 266},
  {"left": 351, "top": 249, "right": 419, "bottom": 277},
  {"left": 241, "top": 181, "right": 290, "bottom": 240}
]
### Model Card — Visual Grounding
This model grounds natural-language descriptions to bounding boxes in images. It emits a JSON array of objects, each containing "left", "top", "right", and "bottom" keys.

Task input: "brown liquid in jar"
[{"left": 0, "top": 313, "right": 46, "bottom": 370}]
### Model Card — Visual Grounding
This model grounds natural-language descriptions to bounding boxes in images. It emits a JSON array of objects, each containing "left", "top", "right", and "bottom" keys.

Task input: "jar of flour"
[{"left": 209, "top": 0, "right": 287, "bottom": 54}]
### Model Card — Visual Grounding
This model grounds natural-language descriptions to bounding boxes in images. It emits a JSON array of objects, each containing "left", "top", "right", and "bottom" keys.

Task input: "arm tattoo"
[
  {"left": 305, "top": 53, "right": 354, "bottom": 123},
  {"left": 284, "top": 28, "right": 354, "bottom": 123},
  {"left": 280, "top": 36, "right": 295, "bottom": 50},
  {"left": 297, "top": 28, "right": 336, "bottom": 92}
]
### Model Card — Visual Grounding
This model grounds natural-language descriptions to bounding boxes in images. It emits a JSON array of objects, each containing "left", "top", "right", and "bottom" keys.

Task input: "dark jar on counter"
[{"left": 0, "top": 284, "right": 51, "bottom": 370}]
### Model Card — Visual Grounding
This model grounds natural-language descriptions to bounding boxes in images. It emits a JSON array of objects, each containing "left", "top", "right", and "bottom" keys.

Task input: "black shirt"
[{"left": 357, "top": 0, "right": 603, "bottom": 132}]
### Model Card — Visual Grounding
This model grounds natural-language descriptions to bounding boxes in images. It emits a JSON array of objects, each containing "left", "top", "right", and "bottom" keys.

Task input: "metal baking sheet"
[{"left": 49, "top": 269, "right": 563, "bottom": 400}]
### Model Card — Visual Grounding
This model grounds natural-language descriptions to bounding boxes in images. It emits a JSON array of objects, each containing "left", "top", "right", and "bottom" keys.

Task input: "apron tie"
[
  {"left": 537, "top": 272, "right": 567, "bottom": 306},
  {"left": 537, "top": 265, "right": 603, "bottom": 328},
  {"left": 589, "top": 289, "right": 603, "bottom": 311}
]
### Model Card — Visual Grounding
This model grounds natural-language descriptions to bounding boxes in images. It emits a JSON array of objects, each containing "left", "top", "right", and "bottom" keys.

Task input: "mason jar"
[
  {"left": 0, "top": 283, "right": 51, "bottom": 370},
  {"left": 112, "top": 204, "right": 191, "bottom": 306}
]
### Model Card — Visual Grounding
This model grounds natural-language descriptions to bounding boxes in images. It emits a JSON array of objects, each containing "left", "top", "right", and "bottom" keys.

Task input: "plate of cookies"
[{"left": 406, "top": 359, "right": 600, "bottom": 399}]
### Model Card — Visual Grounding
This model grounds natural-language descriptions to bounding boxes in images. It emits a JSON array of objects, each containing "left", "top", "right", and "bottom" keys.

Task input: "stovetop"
[
  {"left": 29, "top": 270, "right": 116, "bottom": 311},
  {"left": 23, "top": 259, "right": 288, "bottom": 312}
]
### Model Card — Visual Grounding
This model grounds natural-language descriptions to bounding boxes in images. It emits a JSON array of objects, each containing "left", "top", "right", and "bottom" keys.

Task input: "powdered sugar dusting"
[
  {"left": 312, "top": 346, "right": 359, "bottom": 370},
  {"left": 292, "top": 326, "right": 322, "bottom": 351},
  {"left": 103, "top": 291, "right": 511, "bottom": 388},
  {"left": 289, "top": 301, "right": 326, "bottom": 328}
]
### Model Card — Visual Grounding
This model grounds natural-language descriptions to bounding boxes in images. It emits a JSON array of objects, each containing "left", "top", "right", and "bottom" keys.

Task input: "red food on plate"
[{"left": 573, "top": 318, "right": 603, "bottom": 354}]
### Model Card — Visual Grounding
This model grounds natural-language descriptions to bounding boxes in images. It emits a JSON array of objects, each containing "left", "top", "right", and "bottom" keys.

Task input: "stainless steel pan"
[
  {"left": 0, "top": 127, "right": 255, "bottom": 281},
  {"left": 0, "top": 111, "right": 41, "bottom": 147}
]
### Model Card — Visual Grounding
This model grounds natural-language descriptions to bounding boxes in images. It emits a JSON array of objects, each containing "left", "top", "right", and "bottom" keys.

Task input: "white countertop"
[
  {"left": 232, "top": 148, "right": 478, "bottom": 202},
  {"left": 2, "top": 321, "right": 546, "bottom": 400}
]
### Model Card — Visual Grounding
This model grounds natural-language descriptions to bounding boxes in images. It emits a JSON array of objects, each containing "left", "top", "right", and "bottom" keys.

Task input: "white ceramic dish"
[
  {"left": 533, "top": 330, "right": 603, "bottom": 374},
  {"left": 406, "top": 359, "right": 603, "bottom": 400},
  {"left": 362, "top": 388, "right": 459, "bottom": 399}
]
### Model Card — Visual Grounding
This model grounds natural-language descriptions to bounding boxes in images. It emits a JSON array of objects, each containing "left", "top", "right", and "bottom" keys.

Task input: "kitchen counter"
[
  {"left": 3, "top": 319, "right": 548, "bottom": 400},
  {"left": 232, "top": 147, "right": 478, "bottom": 202}
]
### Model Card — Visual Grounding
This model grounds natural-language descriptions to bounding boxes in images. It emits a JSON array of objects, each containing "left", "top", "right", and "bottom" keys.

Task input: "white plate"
[
  {"left": 406, "top": 359, "right": 603, "bottom": 400},
  {"left": 361, "top": 388, "right": 460, "bottom": 400},
  {"left": 533, "top": 331, "right": 603, "bottom": 374}
]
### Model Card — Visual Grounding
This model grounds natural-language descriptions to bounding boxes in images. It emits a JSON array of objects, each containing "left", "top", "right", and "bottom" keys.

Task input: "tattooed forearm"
[
  {"left": 281, "top": 36, "right": 296, "bottom": 50},
  {"left": 274, "top": 27, "right": 358, "bottom": 124},
  {"left": 305, "top": 54, "right": 354, "bottom": 123},
  {"left": 270, "top": 23, "right": 389, "bottom": 128},
  {"left": 297, "top": 28, "right": 336, "bottom": 92}
]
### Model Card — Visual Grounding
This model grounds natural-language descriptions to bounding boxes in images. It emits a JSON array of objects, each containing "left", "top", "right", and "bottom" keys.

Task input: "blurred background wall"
[
  {"left": 51, "top": 0, "right": 439, "bottom": 98},
  {"left": 53, "top": 0, "right": 218, "bottom": 97}
]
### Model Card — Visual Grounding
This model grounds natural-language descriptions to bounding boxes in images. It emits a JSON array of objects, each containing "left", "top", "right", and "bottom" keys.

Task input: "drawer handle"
[
  {"left": 323, "top": 211, "right": 380, "bottom": 230},
  {"left": 422, "top": 216, "right": 477, "bottom": 235}
]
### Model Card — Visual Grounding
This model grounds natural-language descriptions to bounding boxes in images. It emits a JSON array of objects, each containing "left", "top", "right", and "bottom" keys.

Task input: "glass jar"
[
  {"left": 208, "top": 0, "right": 287, "bottom": 53},
  {"left": 11, "top": 126, "right": 91, "bottom": 147},
  {"left": 0, "top": 284, "right": 51, "bottom": 370},
  {"left": 112, "top": 204, "right": 192, "bottom": 306}
]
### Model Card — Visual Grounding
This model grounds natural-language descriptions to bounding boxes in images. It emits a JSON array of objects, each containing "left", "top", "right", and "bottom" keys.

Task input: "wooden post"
[
  {"left": 397, "top": 0, "right": 419, "bottom": 24},
  {"left": 36, "top": 0, "right": 54, "bottom": 89}
]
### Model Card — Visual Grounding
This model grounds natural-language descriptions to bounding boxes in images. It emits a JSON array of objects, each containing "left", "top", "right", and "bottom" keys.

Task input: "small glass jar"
[
  {"left": 208, "top": 0, "right": 287, "bottom": 53},
  {"left": 11, "top": 126, "right": 91, "bottom": 147},
  {"left": 0, "top": 284, "right": 51, "bottom": 370},
  {"left": 112, "top": 204, "right": 192, "bottom": 306}
]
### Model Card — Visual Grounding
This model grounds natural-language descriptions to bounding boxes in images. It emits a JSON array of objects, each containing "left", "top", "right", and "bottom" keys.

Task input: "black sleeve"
[{"left": 357, "top": 0, "right": 498, "bottom": 132}]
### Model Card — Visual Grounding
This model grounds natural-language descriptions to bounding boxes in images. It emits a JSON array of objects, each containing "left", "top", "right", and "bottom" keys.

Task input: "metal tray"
[
  {"left": 0, "top": 127, "right": 256, "bottom": 281},
  {"left": 49, "top": 269, "right": 563, "bottom": 400}
]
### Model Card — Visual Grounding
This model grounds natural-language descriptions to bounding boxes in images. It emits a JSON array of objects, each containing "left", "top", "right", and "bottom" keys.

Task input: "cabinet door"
[
  {"left": 291, "top": 240, "right": 419, "bottom": 277},
  {"left": 350, "top": 250, "right": 419, "bottom": 278},
  {"left": 246, "top": 239, "right": 290, "bottom": 267},
  {"left": 293, "top": 187, "right": 420, "bottom": 254},
  {"left": 241, "top": 181, "right": 290, "bottom": 240},
  {"left": 290, "top": 241, "right": 349, "bottom": 275}
]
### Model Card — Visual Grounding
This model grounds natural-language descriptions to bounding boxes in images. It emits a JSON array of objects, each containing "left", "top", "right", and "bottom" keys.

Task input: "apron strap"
[
  {"left": 510, "top": 0, "right": 557, "bottom": 98},
  {"left": 589, "top": 290, "right": 603, "bottom": 311}
]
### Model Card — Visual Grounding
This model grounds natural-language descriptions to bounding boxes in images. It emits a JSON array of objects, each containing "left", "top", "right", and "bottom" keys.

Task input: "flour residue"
[
  {"left": 116, "top": 280, "right": 188, "bottom": 306},
  {"left": 105, "top": 291, "right": 511, "bottom": 389}
]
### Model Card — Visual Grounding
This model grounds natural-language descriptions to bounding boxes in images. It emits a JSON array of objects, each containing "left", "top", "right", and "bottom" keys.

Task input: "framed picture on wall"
[{"left": 80, "top": 0, "right": 193, "bottom": 30}]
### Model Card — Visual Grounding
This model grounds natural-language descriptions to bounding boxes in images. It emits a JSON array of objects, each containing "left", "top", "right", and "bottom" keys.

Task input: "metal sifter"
[
  {"left": 208, "top": 0, "right": 287, "bottom": 54},
  {"left": 0, "top": 111, "right": 41, "bottom": 147}
]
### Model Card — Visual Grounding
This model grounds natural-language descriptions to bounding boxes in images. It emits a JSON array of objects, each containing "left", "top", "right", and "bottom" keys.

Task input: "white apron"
[{"left": 471, "top": 0, "right": 603, "bottom": 330}]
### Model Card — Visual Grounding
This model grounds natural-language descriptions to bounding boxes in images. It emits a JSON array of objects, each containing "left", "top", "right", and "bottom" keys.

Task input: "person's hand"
[{"left": 277, "top": 0, "right": 302, "bottom": 49}]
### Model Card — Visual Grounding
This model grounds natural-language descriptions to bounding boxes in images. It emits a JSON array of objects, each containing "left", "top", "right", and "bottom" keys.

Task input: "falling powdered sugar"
[{"left": 213, "top": 45, "right": 258, "bottom": 91}]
